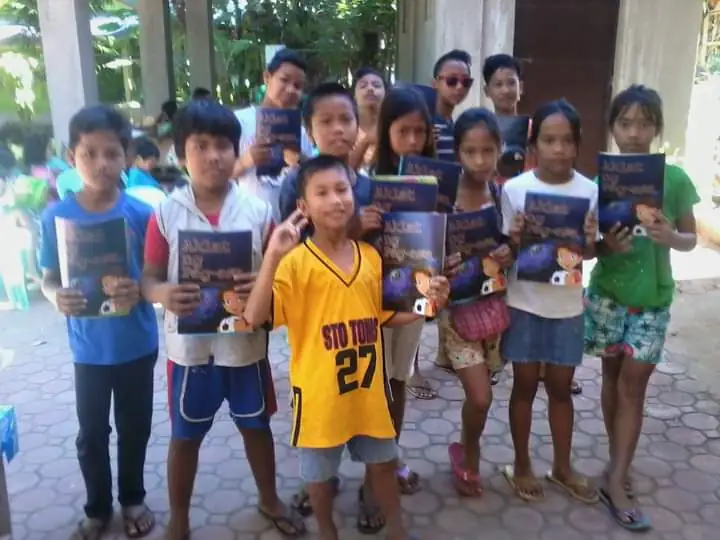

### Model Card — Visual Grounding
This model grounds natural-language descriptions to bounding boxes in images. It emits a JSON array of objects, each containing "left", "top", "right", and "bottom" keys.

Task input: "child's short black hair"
[
  {"left": 433, "top": 49, "right": 472, "bottom": 78},
  {"left": 351, "top": 67, "right": 387, "bottom": 94},
  {"left": 482, "top": 54, "right": 522, "bottom": 84},
  {"left": 528, "top": 99, "right": 582, "bottom": 147},
  {"left": 453, "top": 107, "right": 502, "bottom": 151},
  {"left": 297, "top": 154, "right": 351, "bottom": 197},
  {"left": 172, "top": 99, "right": 241, "bottom": 160},
  {"left": 132, "top": 136, "right": 160, "bottom": 160},
  {"left": 267, "top": 48, "right": 308, "bottom": 74},
  {"left": 302, "top": 82, "right": 358, "bottom": 127},
  {"left": 68, "top": 105, "right": 132, "bottom": 152},
  {"left": 160, "top": 99, "right": 178, "bottom": 120},
  {"left": 608, "top": 84, "right": 664, "bottom": 133},
  {"left": 192, "top": 87, "right": 212, "bottom": 100}
]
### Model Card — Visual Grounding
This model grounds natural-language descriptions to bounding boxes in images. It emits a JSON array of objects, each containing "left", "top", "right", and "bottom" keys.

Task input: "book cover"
[
  {"left": 56, "top": 217, "right": 130, "bottom": 318},
  {"left": 177, "top": 230, "right": 253, "bottom": 335},
  {"left": 446, "top": 207, "right": 505, "bottom": 303},
  {"left": 497, "top": 115, "right": 530, "bottom": 180},
  {"left": 255, "top": 107, "right": 302, "bottom": 177},
  {"left": 516, "top": 193, "right": 589, "bottom": 287},
  {"left": 370, "top": 175, "right": 438, "bottom": 212},
  {"left": 398, "top": 155, "right": 462, "bottom": 213},
  {"left": 597, "top": 152, "right": 665, "bottom": 236},
  {"left": 381, "top": 211, "right": 446, "bottom": 315}
]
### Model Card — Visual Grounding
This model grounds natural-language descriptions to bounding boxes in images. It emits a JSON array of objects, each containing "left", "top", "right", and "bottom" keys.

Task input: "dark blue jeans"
[{"left": 74, "top": 350, "right": 157, "bottom": 520}]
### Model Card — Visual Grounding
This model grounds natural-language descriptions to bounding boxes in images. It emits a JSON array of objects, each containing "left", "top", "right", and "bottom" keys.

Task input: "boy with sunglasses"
[{"left": 431, "top": 49, "right": 474, "bottom": 162}]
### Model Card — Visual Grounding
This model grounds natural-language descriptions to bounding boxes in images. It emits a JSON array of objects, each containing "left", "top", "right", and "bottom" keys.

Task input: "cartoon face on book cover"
[
  {"left": 381, "top": 212, "right": 446, "bottom": 316},
  {"left": 516, "top": 193, "right": 589, "bottom": 288},
  {"left": 598, "top": 153, "right": 665, "bottom": 237},
  {"left": 446, "top": 208, "right": 506, "bottom": 303},
  {"left": 177, "top": 230, "right": 253, "bottom": 335},
  {"left": 56, "top": 217, "right": 129, "bottom": 318}
]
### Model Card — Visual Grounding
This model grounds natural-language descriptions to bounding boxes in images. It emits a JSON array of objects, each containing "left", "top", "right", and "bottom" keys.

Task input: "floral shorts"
[
  {"left": 584, "top": 292, "right": 671, "bottom": 365},
  {"left": 438, "top": 311, "right": 503, "bottom": 373}
]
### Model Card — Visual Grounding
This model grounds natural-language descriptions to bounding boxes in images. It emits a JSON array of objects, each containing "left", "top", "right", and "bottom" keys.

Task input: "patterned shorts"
[
  {"left": 584, "top": 292, "right": 671, "bottom": 364},
  {"left": 438, "top": 311, "right": 504, "bottom": 374}
]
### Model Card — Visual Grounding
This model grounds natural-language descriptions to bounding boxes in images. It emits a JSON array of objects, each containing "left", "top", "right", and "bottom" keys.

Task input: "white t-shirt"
[
  {"left": 234, "top": 106, "right": 314, "bottom": 220},
  {"left": 501, "top": 169, "right": 599, "bottom": 319}
]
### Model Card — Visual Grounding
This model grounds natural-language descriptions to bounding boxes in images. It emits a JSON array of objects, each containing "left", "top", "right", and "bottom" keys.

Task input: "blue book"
[
  {"left": 516, "top": 193, "right": 589, "bottom": 287},
  {"left": 446, "top": 208, "right": 505, "bottom": 304},
  {"left": 381, "top": 211, "right": 446, "bottom": 315},
  {"left": 177, "top": 230, "right": 253, "bottom": 335},
  {"left": 255, "top": 108, "right": 302, "bottom": 176},
  {"left": 370, "top": 175, "right": 438, "bottom": 212},
  {"left": 597, "top": 152, "right": 665, "bottom": 236},
  {"left": 398, "top": 155, "right": 462, "bottom": 212},
  {"left": 56, "top": 217, "right": 130, "bottom": 318}
]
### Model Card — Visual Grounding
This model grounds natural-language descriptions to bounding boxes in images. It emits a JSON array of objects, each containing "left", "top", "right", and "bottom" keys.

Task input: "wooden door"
[{"left": 514, "top": 0, "right": 620, "bottom": 176}]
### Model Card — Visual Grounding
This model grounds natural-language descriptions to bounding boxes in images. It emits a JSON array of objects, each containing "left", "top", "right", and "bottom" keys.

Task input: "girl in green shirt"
[{"left": 585, "top": 85, "right": 700, "bottom": 532}]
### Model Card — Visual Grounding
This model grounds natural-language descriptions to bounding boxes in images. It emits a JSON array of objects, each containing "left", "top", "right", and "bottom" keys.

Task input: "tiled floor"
[{"left": 1, "top": 300, "right": 719, "bottom": 539}]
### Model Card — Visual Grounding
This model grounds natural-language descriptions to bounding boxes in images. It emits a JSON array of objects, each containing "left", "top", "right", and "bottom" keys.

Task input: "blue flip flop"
[{"left": 599, "top": 488, "right": 651, "bottom": 532}]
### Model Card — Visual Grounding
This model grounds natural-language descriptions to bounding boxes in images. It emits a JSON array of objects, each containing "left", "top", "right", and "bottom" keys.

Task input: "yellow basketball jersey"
[{"left": 273, "top": 239, "right": 396, "bottom": 448}]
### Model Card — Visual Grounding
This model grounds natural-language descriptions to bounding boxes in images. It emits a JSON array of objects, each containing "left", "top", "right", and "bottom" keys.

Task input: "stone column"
[
  {"left": 396, "top": 0, "right": 516, "bottom": 114},
  {"left": 186, "top": 0, "right": 216, "bottom": 95},
  {"left": 138, "top": 0, "right": 175, "bottom": 117},
  {"left": 37, "top": 0, "right": 99, "bottom": 145}
]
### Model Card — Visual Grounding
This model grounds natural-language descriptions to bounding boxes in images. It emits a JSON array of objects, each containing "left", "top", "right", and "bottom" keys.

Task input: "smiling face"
[
  {"left": 413, "top": 270, "right": 432, "bottom": 296},
  {"left": 223, "top": 290, "right": 245, "bottom": 316},
  {"left": 299, "top": 166, "right": 355, "bottom": 233},
  {"left": 557, "top": 247, "right": 582, "bottom": 271},
  {"left": 434, "top": 59, "right": 473, "bottom": 108}
]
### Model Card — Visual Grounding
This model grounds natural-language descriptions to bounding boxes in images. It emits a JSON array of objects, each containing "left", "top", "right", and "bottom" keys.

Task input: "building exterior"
[{"left": 398, "top": 0, "right": 703, "bottom": 175}]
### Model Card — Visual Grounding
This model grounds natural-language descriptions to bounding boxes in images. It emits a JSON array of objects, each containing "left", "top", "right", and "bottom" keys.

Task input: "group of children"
[{"left": 38, "top": 46, "right": 699, "bottom": 540}]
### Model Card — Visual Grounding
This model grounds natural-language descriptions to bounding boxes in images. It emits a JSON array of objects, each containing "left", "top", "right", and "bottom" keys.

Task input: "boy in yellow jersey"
[{"left": 244, "top": 155, "right": 450, "bottom": 540}]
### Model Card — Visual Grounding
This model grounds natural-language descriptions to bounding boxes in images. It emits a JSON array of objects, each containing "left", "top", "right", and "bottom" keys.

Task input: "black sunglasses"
[{"left": 438, "top": 76, "right": 474, "bottom": 89}]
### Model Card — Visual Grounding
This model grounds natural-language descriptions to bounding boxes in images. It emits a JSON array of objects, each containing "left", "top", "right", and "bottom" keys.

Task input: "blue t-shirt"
[
  {"left": 40, "top": 192, "right": 159, "bottom": 365},
  {"left": 126, "top": 167, "right": 161, "bottom": 190}
]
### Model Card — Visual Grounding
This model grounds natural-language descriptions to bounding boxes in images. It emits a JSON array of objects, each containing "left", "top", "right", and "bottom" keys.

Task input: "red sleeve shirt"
[{"left": 144, "top": 213, "right": 220, "bottom": 268}]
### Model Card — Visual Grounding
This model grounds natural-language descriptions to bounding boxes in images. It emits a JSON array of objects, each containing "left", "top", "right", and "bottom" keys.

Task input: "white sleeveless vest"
[{"left": 156, "top": 183, "right": 272, "bottom": 366}]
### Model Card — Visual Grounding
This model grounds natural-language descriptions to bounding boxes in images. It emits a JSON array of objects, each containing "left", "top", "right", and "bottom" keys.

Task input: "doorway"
[{"left": 514, "top": 0, "right": 620, "bottom": 176}]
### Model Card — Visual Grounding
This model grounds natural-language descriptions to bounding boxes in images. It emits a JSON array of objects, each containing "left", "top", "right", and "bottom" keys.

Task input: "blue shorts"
[
  {"left": 584, "top": 292, "right": 670, "bottom": 364},
  {"left": 501, "top": 307, "right": 584, "bottom": 367},
  {"left": 299, "top": 436, "right": 397, "bottom": 483},
  {"left": 167, "top": 358, "right": 276, "bottom": 440}
]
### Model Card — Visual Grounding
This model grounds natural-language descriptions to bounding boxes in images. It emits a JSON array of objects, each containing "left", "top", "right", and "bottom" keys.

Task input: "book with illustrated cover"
[
  {"left": 56, "top": 217, "right": 130, "bottom": 318},
  {"left": 398, "top": 155, "right": 462, "bottom": 213},
  {"left": 497, "top": 115, "right": 530, "bottom": 180},
  {"left": 597, "top": 152, "right": 665, "bottom": 236},
  {"left": 255, "top": 107, "right": 302, "bottom": 176},
  {"left": 516, "top": 193, "right": 589, "bottom": 287},
  {"left": 370, "top": 175, "right": 438, "bottom": 212},
  {"left": 177, "top": 230, "right": 253, "bottom": 335},
  {"left": 446, "top": 207, "right": 505, "bottom": 304},
  {"left": 381, "top": 211, "right": 446, "bottom": 315}
]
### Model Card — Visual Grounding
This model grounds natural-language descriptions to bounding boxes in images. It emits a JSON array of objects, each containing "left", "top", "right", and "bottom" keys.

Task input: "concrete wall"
[
  {"left": 611, "top": 0, "right": 703, "bottom": 156},
  {"left": 396, "top": 0, "right": 515, "bottom": 114},
  {"left": 398, "top": 0, "right": 701, "bottom": 152}
]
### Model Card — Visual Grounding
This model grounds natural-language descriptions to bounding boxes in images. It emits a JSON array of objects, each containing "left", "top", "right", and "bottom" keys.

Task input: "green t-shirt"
[{"left": 589, "top": 164, "right": 700, "bottom": 309}]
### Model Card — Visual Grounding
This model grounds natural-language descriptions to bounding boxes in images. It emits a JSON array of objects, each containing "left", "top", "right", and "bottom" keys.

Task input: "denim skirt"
[{"left": 500, "top": 307, "right": 584, "bottom": 367}]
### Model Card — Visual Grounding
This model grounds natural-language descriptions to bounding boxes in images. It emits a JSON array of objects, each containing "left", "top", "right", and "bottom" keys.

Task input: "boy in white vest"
[{"left": 141, "top": 99, "right": 306, "bottom": 539}]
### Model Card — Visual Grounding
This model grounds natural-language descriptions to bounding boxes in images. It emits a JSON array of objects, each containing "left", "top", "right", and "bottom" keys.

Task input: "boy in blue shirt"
[
  {"left": 127, "top": 136, "right": 162, "bottom": 190},
  {"left": 40, "top": 105, "right": 159, "bottom": 540}
]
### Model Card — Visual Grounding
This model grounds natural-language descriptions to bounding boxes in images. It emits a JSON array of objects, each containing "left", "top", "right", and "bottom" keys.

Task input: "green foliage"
[{"left": 0, "top": 0, "right": 396, "bottom": 115}]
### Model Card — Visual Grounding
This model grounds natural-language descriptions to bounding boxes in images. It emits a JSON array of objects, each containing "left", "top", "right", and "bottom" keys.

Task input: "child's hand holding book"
[
  {"left": 645, "top": 212, "right": 676, "bottom": 246},
  {"left": 584, "top": 212, "right": 599, "bottom": 246},
  {"left": 55, "top": 288, "right": 87, "bottom": 316},
  {"left": 157, "top": 283, "right": 201, "bottom": 317},
  {"left": 603, "top": 223, "right": 633, "bottom": 253},
  {"left": 508, "top": 213, "right": 525, "bottom": 247},
  {"left": 490, "top": 244, "right": 514, "bottom": 269},
  {"left": 105, "top": 277, "right": 140, "bottom": 313},
  {"left": 232, "top": 272, "right": 258, "bottom": 301},
  {"left": 359, "top": 205, "right": 383, "bottom": 234},
  {"left": 427, "top": 275, "right": 451, "bottom": 312}
]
